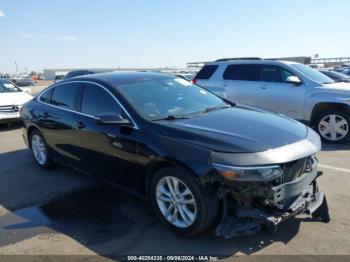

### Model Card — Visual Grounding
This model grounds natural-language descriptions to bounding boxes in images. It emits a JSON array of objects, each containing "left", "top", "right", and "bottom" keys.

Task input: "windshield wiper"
[
  {"left": 200, "top": 105, "right": 231, "bottom": 115},
  {"left": 152, "top": 105, "right": 232, "bottom": 121},
  {"left": 152, "top": 115, "right": 190, "bottom": 121}
]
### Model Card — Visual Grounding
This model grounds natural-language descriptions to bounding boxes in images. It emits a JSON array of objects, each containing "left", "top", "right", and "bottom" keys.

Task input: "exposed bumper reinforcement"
[{"left": 215, "top": 180, "right": 327, "bottom": 239}]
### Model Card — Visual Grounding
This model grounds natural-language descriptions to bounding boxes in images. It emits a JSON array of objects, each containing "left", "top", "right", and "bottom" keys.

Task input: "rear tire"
[
  {"left": 314, "top": 110, "right": 350, "bottom": 144},
  {"left": 30, "top": 129, "right": 54, "bottom": 169},
  {"left": 150, "top": 167, "right": 219, "bottom": 237}
]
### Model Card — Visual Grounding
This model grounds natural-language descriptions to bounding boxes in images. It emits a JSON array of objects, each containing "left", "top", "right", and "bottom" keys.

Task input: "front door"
[
  {"left": 254, "top": 65, "right": 305, "bottom": 120},
  {"left": 38, "top": 82, "right": 84, "bottom": 168},
  {"left": 73, "top": 82, "right": 141, "bottom": 190}
]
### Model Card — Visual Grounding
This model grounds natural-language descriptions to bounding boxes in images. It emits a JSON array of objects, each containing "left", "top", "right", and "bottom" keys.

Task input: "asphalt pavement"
[{"left": 0, "top": 125, "right": 349, "bottom": 259}]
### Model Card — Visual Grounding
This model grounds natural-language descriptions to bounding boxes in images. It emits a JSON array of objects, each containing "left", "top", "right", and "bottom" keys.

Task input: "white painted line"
[{"left": 319, "top": 164, "right": 350, "bottom": 174}]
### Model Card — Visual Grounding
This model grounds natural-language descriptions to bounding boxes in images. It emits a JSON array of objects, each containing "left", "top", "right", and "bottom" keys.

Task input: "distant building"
[
  {"left": 310, "top": 57, "right": 350, "bottom": 68},
  {"left": 187, "top": 56, "right": 350, "bottom": 69},
  {"left": 43, "top": 68, "right": 115, "bottom": 81},
  {"left": 272, "top": 56, "right": 312, "bottom": 64},
  {"left": 43, "top": 67, "right": 190, "bottom": 80}
]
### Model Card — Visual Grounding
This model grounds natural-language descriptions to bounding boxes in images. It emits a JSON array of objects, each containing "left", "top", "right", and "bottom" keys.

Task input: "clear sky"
[{"left": 0, "top": 0, "right": 349, "bottom": 73}]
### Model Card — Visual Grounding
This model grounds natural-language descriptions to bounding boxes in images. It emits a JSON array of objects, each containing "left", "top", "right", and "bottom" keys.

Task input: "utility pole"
[{"left": 14, "top": 61, "right": 19, "bottom": 76}]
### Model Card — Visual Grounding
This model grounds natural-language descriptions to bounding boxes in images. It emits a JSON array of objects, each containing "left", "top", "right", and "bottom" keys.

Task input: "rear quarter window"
[
  {"left": 195, "top": 65, "right": 219, "bottom": 80},
  {"left": 39, "top": 88, "right": 53, "bottom": 103}
]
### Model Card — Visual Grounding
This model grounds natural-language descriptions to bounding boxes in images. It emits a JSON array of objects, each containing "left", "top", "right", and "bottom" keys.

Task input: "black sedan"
[{"left": 20, "top": 72, "right": 326, "bottom": 238}]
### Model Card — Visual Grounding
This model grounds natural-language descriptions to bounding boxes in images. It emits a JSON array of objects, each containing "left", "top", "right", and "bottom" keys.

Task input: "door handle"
[
  {"left": 259, "top": 85, "right": 267, "bottom": 90},
  {"left": 74, "top": 121, "right": 85, "bottom": 129},
  {"left": 42, "top": 112, "right": 49, "bottom": 118}
]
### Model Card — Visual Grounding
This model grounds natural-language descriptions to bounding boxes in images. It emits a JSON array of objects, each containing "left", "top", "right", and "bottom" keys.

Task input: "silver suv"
[{"left": 194, "top": 59, "right": 350, "bottom": 143}]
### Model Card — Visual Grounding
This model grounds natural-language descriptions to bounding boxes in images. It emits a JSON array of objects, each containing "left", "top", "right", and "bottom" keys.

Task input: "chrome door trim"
[{"left": 37, "top": 80, "right": 139, "bottom": 129}]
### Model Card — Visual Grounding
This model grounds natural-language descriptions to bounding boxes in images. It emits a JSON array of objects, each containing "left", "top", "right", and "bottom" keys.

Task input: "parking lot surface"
[{"left": 0, "top": 125, "right": 350, "bottom": 259}]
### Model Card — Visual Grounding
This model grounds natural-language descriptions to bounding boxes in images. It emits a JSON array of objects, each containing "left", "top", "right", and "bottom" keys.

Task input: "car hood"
[
  {"left": 0, "top": 92, "right": 33, "bottom": 106},
  {"left": 156, "top": 106, "right": 308, "bottom": 153},
  {"left": 323, "top": 82, "right": 350, "bottom": 91}
]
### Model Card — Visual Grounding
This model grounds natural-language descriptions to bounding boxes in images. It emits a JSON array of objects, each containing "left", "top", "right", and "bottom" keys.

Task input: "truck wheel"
[
  {"left": 315, "top": 110, "right": 350, "bottom": 143},
  {"left": 150, "top": 167, "right": 219, "bottom": 236}
]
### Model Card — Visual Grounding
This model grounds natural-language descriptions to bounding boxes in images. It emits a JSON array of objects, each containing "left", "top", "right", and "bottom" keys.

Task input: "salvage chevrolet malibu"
[{"left": 20, "top": 72, "right": 326, "bottom": 238}]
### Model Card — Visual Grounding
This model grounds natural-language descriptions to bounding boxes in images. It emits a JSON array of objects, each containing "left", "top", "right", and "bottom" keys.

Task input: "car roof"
[
  {"left": 68, "top": 71, "right": 172, "bottom": 86},
  {"left": 205, "top": 59, "right": 300, "bottom": 66}
]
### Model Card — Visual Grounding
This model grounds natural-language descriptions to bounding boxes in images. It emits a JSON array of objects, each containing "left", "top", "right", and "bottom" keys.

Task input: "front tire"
[
  {"left": 314, "top": 110, "right": 350, "bottom": 144},
  {"left": 150, "top": 167, "right": 219, "bottom": 237},
  {"left": 30, "top": 129, "right": 54, "bottom": 169}
]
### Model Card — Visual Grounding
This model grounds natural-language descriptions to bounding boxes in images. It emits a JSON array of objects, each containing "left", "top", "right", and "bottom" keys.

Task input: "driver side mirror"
[
  {"left": 285, "top": 76, "right": 302, "bottom": 85},
  {"left": 94, "top": 113, "right": 130, "bottom": 125}
]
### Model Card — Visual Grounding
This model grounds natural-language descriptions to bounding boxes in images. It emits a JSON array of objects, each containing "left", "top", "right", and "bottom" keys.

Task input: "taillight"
[
  {"left": 192, "top": 79, "right": 197, "bottom": 84},
  {"left": 19, "top": 106, "right": 23, "bottom": 114}
]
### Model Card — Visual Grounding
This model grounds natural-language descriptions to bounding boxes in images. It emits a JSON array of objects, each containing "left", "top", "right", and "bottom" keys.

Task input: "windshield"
[
  {"left": 0, "top": 81, "right": 21, "bottom": 93},
  {"left": 117, "top": 77, "right": 229, "bottom": 120},
  {"left": 291, "top": 64, "right": 334, "bottom": 84}
]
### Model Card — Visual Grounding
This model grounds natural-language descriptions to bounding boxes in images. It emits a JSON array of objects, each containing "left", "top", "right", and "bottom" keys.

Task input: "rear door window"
[
  {"left": 195, "top": 65, "right": 219, "bottom": 80},
  {"left": 51, "top": 83, "right": 80, "bottom": 110},
  {"left": 223, "top": 64, "right": 260, "bottom": 81}
]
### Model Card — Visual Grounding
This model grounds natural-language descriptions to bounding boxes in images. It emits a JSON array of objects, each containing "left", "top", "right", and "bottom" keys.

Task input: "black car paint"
[{"left": 21, "top": 72, "right": 308, "bottom": 196}]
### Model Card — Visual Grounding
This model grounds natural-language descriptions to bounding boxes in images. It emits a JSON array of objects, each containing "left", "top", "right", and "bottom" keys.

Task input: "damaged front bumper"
[
  {"left": 204, "top": 129, "right": 328, "bottom": 238},
  {"left": 214, "top": 169, "right": 327, "bottom": 239}
]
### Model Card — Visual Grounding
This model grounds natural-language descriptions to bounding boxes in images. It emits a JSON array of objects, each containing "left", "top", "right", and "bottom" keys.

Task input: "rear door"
[
  {"left": 38, "top": 82, "right": 83, "bottom": 167},
  {"left": 221, "top": 64, "right": 260, "bottom": 105},
  {"left": 74, "top": 82, "right": 141, "bottom": 189},
  {"left": 193, "top": 65, "right": 226, "bottom": 97},
  {"left": 254, "top": 65, "right": 305, "bottom": 119}
]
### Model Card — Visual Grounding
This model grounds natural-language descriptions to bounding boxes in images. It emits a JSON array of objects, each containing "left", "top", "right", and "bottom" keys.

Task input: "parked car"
[
  {"left": 340, "top": 69, "right": 350, "bottom": 76},
  {"left": 319, "top": 70, "right": 350, "bottom": 83},
  {"left": 174, "top": 73, "right": 196, "bottom": 81},
  {"left": 0, "top": 79, "right": 33, "bottom": 124},
  {"left": 38, "top": 74, "right": 45, "bottom": 80},
  {"left": 21, "top": 72, "right": 326, "bottom": 238},
  {"left": 65, "top": 70, "right": 98, "bottom": 79},
  {"left": 194, "top": 59, "right": 350, "bottom": 143},
  {"left": 65, "top": 69, "right": 113, "bottom": 80},
  {"left": 54, "top": 75, "right": 65, "bottom": 83},
  {"left": 18, "top": 85, "right": 34, "bottom": 95},
  {"left": 333, "top": 67, "right": 350, "bottom": 75},
  {"left": 11, "top": 77, "right": 35, "bottom": 87}
]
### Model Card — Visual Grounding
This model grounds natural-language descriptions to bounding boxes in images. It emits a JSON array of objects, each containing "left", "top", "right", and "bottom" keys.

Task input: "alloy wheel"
[
  {"left": 31, "top": 134, "right": 47, "bottom": 165},
  {"left": 156, "top": 176, "right": 197, "bottom": 228},
  {"left": 318, "top": 114, "right": 349, "bottom": 141}
]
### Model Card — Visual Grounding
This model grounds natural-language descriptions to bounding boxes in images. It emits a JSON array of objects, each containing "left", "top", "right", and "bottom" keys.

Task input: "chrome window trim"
[{"left": 37, "top": 80, "right": 139, "bottom": 129}]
